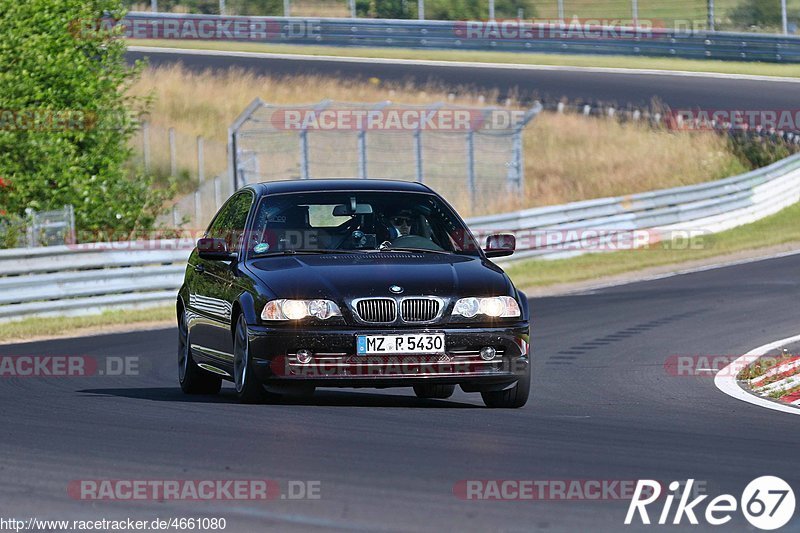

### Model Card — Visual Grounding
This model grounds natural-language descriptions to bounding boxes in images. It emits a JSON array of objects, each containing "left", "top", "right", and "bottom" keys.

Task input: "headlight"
[
  {"left": 262, "top": 299, "right": 342, "bottom": 321},
  {"left": 452, "top": 296, "right": 520, "bottom": 318}
]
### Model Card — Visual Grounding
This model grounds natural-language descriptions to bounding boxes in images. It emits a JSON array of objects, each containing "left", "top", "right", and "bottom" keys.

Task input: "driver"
[{"left": 389, "top": 209, "right": 414, "bottom": 238}]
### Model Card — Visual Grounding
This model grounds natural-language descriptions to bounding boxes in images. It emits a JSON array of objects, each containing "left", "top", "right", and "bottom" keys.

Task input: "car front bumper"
[{"left": 247, "top": 324, "right": 530, "bottom": 389}]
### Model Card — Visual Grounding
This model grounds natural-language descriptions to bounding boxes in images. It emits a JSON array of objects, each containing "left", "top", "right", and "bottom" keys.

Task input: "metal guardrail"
[
  {"left": 1, "top": 152, "right": 800, "bottom": 321},
  {"left": 0, "top": 243, "right": 189, "bottom": 320},
  {"left": 124, "top": 12, "right": 800, "bottom": 63},
  {"left": 468, "top": 152, "right": 800, "bottom": 260}
]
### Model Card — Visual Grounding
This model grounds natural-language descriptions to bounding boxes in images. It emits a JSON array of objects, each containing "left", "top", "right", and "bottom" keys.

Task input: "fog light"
[
  {"left": 480, "top": 346, "right": 497, "bottom": 361},
  {"left": 296, "top": 349, "right": 313, "bottom": 364}
]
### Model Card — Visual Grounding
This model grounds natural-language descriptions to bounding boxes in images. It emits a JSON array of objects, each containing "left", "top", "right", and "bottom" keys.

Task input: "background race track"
[
  {"left": 2, "top": 254, "right": 799, "bottom": 531},
  {"left": 127, "top": 48, "right": 800, "bottom": 109}
]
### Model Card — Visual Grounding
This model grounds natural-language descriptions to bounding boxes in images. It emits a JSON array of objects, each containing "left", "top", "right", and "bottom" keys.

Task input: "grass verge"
[
  {"left": 129, "top": 39, "right": 800, "bottom": 79},
  {"left": 0, "top": 306, "right": 174, "bottom": 344},
  {"left": 506, "top": 201, "right": 800, "bottom": 289}
]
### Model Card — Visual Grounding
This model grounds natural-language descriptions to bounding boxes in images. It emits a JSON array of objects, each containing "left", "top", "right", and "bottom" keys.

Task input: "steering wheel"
[{"left": 390, "top": 235, "right": 445, "bottom": 251}]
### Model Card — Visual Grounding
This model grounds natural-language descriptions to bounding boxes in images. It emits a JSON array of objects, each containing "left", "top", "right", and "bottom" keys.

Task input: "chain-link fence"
[
  {"left": 162, "top": 173, "right": 236, "bottom": 229},
  {"left": 229, "top": 99, "right": 540, "bottom": 215},
  {"left": 131, "top": 123, "right": 228, "bottom": 186}
]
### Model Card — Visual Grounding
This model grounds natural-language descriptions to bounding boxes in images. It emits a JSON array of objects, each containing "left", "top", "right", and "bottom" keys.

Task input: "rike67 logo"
[{"left": 625, "top": 477, "right": 795, "bottom": 530}]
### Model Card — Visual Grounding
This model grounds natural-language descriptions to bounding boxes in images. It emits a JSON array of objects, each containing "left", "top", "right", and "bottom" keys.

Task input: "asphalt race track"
[
  {"left": 2, "top": 254, "right": 799, "bottom": 531},
  {"left": 126, "top": 48, "right": 800, "bottom": 109}
]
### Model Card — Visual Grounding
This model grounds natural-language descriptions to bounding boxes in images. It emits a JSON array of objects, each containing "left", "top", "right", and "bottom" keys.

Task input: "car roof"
[{"left": 247, "top": 179, "right": 434, "bottom": 196}]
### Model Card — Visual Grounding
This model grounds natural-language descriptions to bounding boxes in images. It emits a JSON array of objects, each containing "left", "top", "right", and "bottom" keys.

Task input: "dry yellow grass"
[
  {"left": 287, "top": 0, "right": 351, "bottom": 17},
  {"left": 128, "top": 1, "right": 349, "bottom": 17},
  {"left": 130, "top": 65, "right": 746, "bottom": 214}
]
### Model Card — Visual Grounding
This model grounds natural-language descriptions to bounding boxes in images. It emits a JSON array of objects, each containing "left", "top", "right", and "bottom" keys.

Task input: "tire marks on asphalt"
[{"left": 546, "top": 310, "right": 706, "bottom": 364}]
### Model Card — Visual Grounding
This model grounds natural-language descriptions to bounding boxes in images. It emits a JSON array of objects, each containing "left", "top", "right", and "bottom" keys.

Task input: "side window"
[{"left": 206, "top": 192, "right": 253, "bottom": 252}]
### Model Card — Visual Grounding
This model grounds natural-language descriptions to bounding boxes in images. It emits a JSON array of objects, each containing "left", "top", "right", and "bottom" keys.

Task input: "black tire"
[
  {"left": 233, "top": 315, "right": 279, "bottom": 404},
  {"left": 178, "top": 309, "right": 222, "bottom": 395},
  {"left": 480, "top": 366, "right": 530, "bottom": 408},
  {"left": 413, "top": 383, "right": 455, "bottom": 399}
]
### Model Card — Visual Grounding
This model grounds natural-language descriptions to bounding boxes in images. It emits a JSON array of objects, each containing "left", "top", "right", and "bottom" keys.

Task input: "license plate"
[{"left": 356, "top": 333, "right": 445, "bottom": 355}]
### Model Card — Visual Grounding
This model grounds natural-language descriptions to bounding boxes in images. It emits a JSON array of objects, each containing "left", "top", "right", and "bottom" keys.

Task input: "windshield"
[{"left": 246, "top": 191, "right": 481, "bottom": 257}]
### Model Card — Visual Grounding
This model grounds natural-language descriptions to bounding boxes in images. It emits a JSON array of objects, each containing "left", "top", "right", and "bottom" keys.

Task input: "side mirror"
[
  {"left": 484, "top": 234, "right": 515, "bottom": 258},
  {"left": 197, "top": 237, "right": 237, "bottom": 261}
]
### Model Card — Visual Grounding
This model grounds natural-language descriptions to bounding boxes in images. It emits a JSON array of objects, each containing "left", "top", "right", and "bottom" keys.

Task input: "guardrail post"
[
  {"left": 219, "top": 0, "right": 226, "bottom": 15},
  {"left": 284, "top": 0, "right": 291, "bottom": 17},
  {"left": 173, "top": 205, "right": 180, "bottom": 227},
  {"left": 782, "top": 0, "right": 788, "bottom": 35},
  {"left": 194, "top": 191, "right": 201, "bottom": 227},
  {"left": 169, "top": 128, "right": 177, "bottom": 177},
  {"left": 24, "top": 208, "right": 36, "bottom": 248},
  {"left": 228, "top": 127, "right": 237, "bottom": 191},
  {"left": 65, "top": 205, "right": 76, "bottom": 245},
  {"left": 197, "top": 136, "right": 205, "bottom": 183},
  {"left": 142, "top": 121, "right": 151, "bottom": 173},
  {"left": 299, "top": 129, "right": 310, "bottom": 179},
  {"left": 214, "top": 176, "right": 221, "bottom": 210},
  {"left": 414, "top": 128, "right": 423, "bottom": 183},
  {"left": 632, "top": 0, "right": 638, "bottom": 26},
  {"left": 466, "top": 130, "right": 476, "bottom": 210},
  {"left": 557, "top": 0, "right": 564, "bottom": 21},
  {"left": 358, "top": 130, "right": 367, "bottom": 179},
  {"left": 489, "top": 0, "right": 495, "bottom": 20},
  {"left": 418, "top": 0, "right": 425, "bottom": 20},
  {"left": 708, "top": 0, "right": 715, "bottom": 32},
  {"left": 151, "top": 0, "right": 157, "bottom": 13},
  {"left": 349, "top": 0, "right": 356, "bottom": 18},
  {"left": 508, "top": 129, "right": 524, "bottom": 193}
]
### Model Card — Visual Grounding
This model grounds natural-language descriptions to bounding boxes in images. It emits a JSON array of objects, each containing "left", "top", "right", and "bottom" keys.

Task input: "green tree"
[
  {"left": 729, "top": 0, "right": 798, "bottom": 29},
  {"left": 0, "top": 0, "right": 172, "bottom": 239}
]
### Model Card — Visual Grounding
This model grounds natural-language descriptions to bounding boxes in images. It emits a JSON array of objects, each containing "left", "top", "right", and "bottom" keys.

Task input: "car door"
[{"left": 188, "top": 191, "right": 255, "bottom": 365}]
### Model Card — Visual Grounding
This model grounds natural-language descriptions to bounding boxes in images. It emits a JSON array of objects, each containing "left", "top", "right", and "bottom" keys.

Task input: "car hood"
[{"left": 246, "top": 252, "right": 512, "bottom": 301}]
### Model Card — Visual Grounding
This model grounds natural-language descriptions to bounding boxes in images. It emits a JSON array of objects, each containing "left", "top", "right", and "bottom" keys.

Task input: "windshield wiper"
[
  {"left": 252, "top": 249, "right": 364, "bottom": 257},
  {"left": 379, "top": 247, "right": 452, "bottom": 255}
]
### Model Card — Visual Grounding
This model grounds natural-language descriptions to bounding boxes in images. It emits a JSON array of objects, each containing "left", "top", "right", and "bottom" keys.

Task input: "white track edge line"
[
  {"left": 715, "top": 334, "right": 800, "bottom": 416},
  {"left": 127, "top": 45, "right": 800, "bottom": 84}
]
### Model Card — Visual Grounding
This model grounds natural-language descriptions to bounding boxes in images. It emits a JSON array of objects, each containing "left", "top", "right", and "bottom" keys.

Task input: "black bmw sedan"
[{"left": 177, "top": 179, "right": 531, "bottom": 408}]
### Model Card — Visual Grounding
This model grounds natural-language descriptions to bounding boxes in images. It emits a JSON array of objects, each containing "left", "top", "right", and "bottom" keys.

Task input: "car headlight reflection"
[
  {"left": 262, "top": 299, "right": 342, "bottom": 321},
  {"left": 452, "top": 296, "right": 520, "bottom": 318}
]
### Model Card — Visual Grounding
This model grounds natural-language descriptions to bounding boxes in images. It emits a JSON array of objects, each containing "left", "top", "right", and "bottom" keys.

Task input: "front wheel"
[
  {"left": 233, "top": 315, "right": 280, "bottom": 404},
  {"left": 178, "top": 309, "right": 221, "bottom": 395},
  {"left": 481, "top": 366, "right": 530, "bottom": 408}
]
